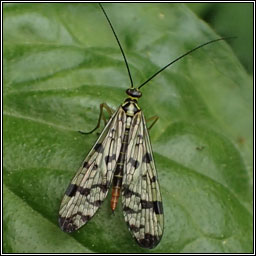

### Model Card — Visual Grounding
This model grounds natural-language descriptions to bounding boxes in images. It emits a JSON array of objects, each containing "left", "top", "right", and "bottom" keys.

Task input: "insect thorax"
[{"left": 122, "top": 99, "right": 141, "bottom": 116}]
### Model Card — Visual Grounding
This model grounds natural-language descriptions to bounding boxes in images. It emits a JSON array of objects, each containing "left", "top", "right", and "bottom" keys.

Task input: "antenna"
[
  {"left": 138, "top": 36, "right": 236, "bottom": 89},
  {"left": 99, "top": 3, "right": 134, "bottom": 88}
]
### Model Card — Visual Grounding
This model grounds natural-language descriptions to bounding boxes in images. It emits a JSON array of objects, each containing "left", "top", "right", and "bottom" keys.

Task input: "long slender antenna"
[
  {"left": 99, "top": 3, "right": 134, "bottom": 88},
  {"left": 138, "top": 36, "right": 236, "bottom": 89}
]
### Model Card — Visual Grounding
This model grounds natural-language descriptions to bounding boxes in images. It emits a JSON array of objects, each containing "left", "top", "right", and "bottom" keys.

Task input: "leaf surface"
[{"left": 3, "top": 3, "right": 252, "bottom": 253}]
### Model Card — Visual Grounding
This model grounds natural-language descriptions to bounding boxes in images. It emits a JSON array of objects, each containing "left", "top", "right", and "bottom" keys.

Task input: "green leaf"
[{"left": 3, "top": 3, "right": 252, "bottom": 253}]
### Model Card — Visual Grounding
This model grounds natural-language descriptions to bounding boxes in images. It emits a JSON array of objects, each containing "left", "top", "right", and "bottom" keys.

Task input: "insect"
[{"left": 58, "top": 3, "right": 233, "bottom": 249}]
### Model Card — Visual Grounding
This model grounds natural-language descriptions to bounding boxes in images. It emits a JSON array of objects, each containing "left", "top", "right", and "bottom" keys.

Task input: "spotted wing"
[
  {"left": 122, "top": 112, "right": 164, "bottom": 249},
  {"left": 59, "top": 107, "right": 126, "bottom": 232}
]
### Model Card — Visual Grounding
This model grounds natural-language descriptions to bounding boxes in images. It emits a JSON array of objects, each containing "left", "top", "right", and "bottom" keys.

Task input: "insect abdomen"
[{"left": 110, "top": 128, "right": 129, "bottom": 211}]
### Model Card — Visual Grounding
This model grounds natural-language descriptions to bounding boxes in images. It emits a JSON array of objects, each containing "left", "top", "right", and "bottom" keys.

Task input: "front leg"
[{"left": 79, "top": 103, "right": 114, "bottom": 135}]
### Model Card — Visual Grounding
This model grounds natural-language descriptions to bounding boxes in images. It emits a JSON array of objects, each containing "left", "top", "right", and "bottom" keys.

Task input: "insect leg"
[
  {"left": 79, "top": 103, "right": 114, "bottom": 134},
  {"left": 101, "top": 103, "right": 115, "bottom": 125},
  {"left": 146, "top": 115, "right": 159, "bottom": 130}
]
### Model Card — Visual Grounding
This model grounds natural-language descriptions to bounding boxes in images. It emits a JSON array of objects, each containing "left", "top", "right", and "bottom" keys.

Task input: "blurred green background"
[{"left": 187, "top": 3, "right": 253, "bottom": 74}]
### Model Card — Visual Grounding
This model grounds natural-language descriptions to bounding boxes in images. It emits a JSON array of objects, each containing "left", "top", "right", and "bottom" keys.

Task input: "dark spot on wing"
[
  {"left": 142, "top": 174, "right": 147, "bottom": 180},
  {"left": 153, "top": 201, "right": 163, "bottom": 214},
  {"left": 65, "top": 184, "right": 78, "bottom": 197},
  {"left": 95, "top": 143, "right": 104, "bottom": 153},
  {"left": 59, "top": 213, "right": 92, "bottom": 232},
  {"left": 137, "top": 134, "right": 143, "bottom": 139},
  {"left": 129, "top": 224, "right": 140, "bottom": 233},
  {"left": 105, "top": 154, "right": 116, "bottom": 164},
  {"left": 141, "top": 200, "right": 154, "bottom": 209},
  {"left": 122, "top": 185, "right": 141, "bottom": 198},
  {"left": 91, "top": 183, "right": 109, "bottom": 193},
  {"left": 83, "top": 161, "right": 89, "bottom": 168},
  {"left": 91, "top": 200, "right": 102, "bottom": 207},
  {"left": 123, "top": 206, "right": 141, "bottom": 214},
  {"left": 81, "top": 214, "right": 91, "bottom": 222},
  {"left": 151, "top": 176, "right": 157, "bottom": 182},
  {"left": 142, "top": 153, "right": 152, "bottom": 163},
  {"left": 138, "top": 234, "right": 160, "bottom": 249},
  {"left": 93, "top": 163, "right": 98, "bottom": 170},
  {"left": 58, "top": 216, "right": 78, "bottom": 233},
  {"left": 128, "top": 158, "right": 140, "bottom": 169},
  {"left": 77, "top": 187, "right": 90, "bottom": 196}
]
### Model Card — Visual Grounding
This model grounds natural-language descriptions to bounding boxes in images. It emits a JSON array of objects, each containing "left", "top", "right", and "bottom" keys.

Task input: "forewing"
[
  {"left": 122, "top": 112, "right": 164, "bottom": 249},
  {"left": 59, "top": 107, "right": 126, "bottom": 232}
]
